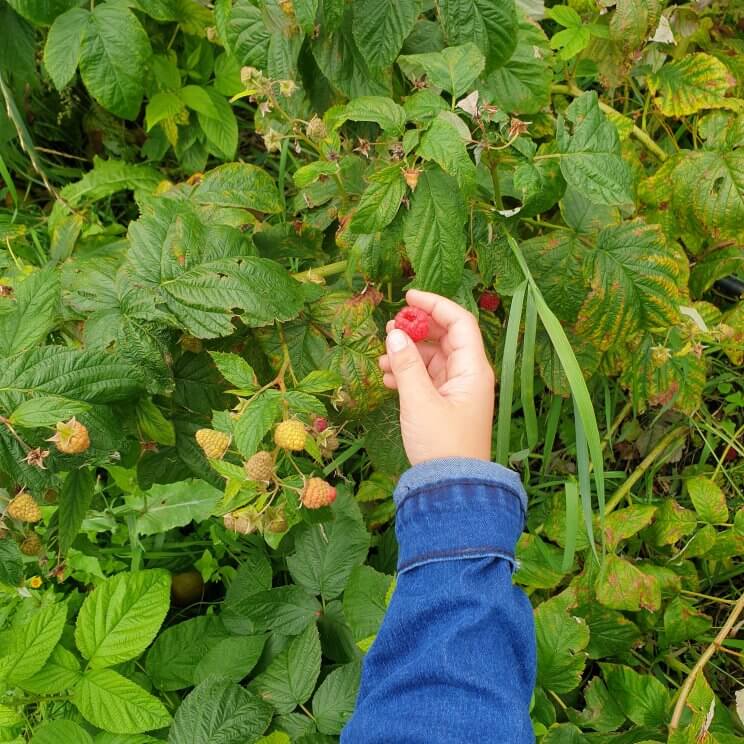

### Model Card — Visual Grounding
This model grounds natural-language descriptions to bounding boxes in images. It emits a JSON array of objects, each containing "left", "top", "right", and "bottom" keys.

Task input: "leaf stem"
[{"left": 292, "top": 260, "right": 348, "bottom": 282}]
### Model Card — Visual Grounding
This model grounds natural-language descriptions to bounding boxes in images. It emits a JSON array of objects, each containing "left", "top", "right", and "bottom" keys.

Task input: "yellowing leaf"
[
  {"left": 595, "top": 555, "right": 661, "bottom": 612},
  {"left": 687, "top": 475, "right": 728, "bottom": 524},
  {"left": 649, "top": 53, "right": 741, "bottom": 117}
]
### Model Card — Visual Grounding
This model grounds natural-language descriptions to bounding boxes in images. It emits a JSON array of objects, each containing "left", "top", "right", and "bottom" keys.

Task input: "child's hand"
[{"left": 379, "top": 289, "right": 495, "bottom": 466}]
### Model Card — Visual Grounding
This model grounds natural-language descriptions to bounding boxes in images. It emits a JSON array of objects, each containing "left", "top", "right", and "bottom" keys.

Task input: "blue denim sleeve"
[{"left": 342, "top": 458, "right": 536, "bottom": 744}]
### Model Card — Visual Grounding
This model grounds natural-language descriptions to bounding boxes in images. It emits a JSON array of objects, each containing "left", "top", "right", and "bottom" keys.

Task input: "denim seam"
[
  {"left": 396, "top": 479, "right": 526, "bottom": 518},
  {"left": 398, "top": 549, "right": 517, "bottom": 575}
]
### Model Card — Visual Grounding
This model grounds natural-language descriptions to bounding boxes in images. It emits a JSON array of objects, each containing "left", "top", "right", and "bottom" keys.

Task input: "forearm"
[{"left": 343, "top": 459, "right": 536, "bottom": 743}]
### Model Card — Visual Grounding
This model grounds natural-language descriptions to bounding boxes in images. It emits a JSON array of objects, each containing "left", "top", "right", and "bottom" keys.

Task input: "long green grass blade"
[
  {"left": 574, "top": 396, "right": 597, "bottom": 558},
  {"left": 562, "top": 479, "right": 579, "bottom": 571},
  {"left": 0, "top": 152, "right": 17, "bottom": 209},
  {"left": 542, "top": 395, "right": 562, "bottom": 475},
  {"left": 496, "top": 280, "right": 527, "bottom": 466},
  {"left": 521, "top": 288, "right": 538, "bottom": 450},
  {"left": 506, "top": 232, "right": 606, "bottom": 544}
]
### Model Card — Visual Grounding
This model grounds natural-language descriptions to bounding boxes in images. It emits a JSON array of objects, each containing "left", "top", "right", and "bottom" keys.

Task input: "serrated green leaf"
[
  {"left": 0, "top": 268, "right": 59, "bottom": 357},
  {"left": 58, "top": 467, "right": 95, "bottom": 554},
  {"left": 194, "top": 635, "right": 266, "bottom": 685},
  {"left": 74, "top": 668, "right": 171, "bottom": 735},
  {"left": 649, "top": 53, "right": 739, "bottom": 117},
  {"left": 252, "top": 623, "right": 322, "bottom": 714},
  {"left": 312, "top": 661, "right": 361, "bottom": 735},
  {"left": 226, "top": 585, "right": 321, "bottom": 636},
  {"left": 75, "top": 569, "right": 171, "bottom": 668},
  {"left": 351, "top": 167, "right": 406, "bottom": 233},
  {"left": 9, "top": 395, "right": 90, "bottom": 428},
  {"left": 6, "top": 0, "right": 79, "bottom": 26},
  {"left": 575, "top": 220, "right": 682, "bottom": 350},
  {"left": 398, "top": 44, "right": 485, "bottom": 99},
  {"left": 439, "top": 0, "right": 518, "bottom": 71},
  {"left": 342, "top": 565, "right": 392, "bottom": 642},
  {"left": 78, "top": 4, "right": 151, "bottom": 119},
  {"left": 233, "top": 391, "right": 282, "bottom": 459},
  {"left": 595, "top": 555, "right": 661, "bottom": 612},
  {"left": 351, "top": 0, "right": 418, "bottom": 70},
  {"left": 418, "top": 112, "right": 476, "bottom": 196},
  {"left": 30, "top": 720, "right": 93, "bottom": 744},
  {"left": 662, "top": 597, "right": 711, "bottom": 647},
  {"left": 43, "top": 7, "right": 88, "bottom": 90},
  {"left": 403, "top": 167, "right": 466, "bottom": 295},
  {"left": 7, "top": 602, "right": 67, "bottom": 684},
  {"left": 687, "top": 476, "right": 728, "bottom": 524},
  {"left": 192, "top": 163, "right": 282, "bottom": 214},
  {"left": 0, "top": 537, "right": 24, "bottom": 587},
  {"left": 602, "top": 663, "right": 670, "bottom": 727},
  {"left": 222, "top": 0, "right": 269, "bottom": 66},
  {"left": 535, "top": 595, "right": 589, "bottom": 694},
  {"left": 556, "top": 91, "right": 634, "bottom": 206},
  {"left": 146, "top": 615, "right": 229, "bottom": 692},
  {"left": 168, "top": 676, "right": 272, "bottom": 744},
  {"left": 343, "top": 96, "right": 406, "bottom": 132},
  {"left": 18, "top": 643, "right": 81, "bottom": 695}
]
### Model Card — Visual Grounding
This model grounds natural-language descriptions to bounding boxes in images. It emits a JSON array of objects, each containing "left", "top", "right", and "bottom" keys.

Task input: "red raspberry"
[
  {"left": 312, "top": 416, "right": 328, "bottom": 433},
  {"left": 478, "top": 291, "right": 501, "bottom": 312},
  {"left": 394, "top": 307, "right": 429, "bottom": 342}
]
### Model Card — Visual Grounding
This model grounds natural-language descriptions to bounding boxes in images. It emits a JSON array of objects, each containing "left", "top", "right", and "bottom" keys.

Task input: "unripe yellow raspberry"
[
  {"left": 195, "top": 429, "right": 231, "bottom": 459},
  {"left": 274, "top": 420, "right": 307, "bottom": 451},
  {"left": 21, "top": 533, "right": 42, "bottom": 556},
  {"left": 7, "top": 492, "right": 42, "bottom": 523},
  {"left": 48, "top": 417, "right": 90, "bottom": 454},
  {"left": 244, "top": 451, "right": 275, "bottom": 481},
  {"left": 263, "top": 505, "right": 288, "bottom": 533},
  {"left": 223, "top": 507, "right": 258, "bottom": 535},
  {"left": 302, "top": 477, "right": 337, "bottom": 509}
]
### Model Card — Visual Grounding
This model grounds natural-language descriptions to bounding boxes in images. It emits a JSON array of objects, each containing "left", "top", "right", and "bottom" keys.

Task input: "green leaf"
[
  {"left": 209, "top": 351, "right": 257, "bottom": 388},
  {"left": 550, "top": 25, "right": 590, "bottom": 61},
  {"left": 438, "top": 0, "right": 518, "bottom": 71},
  {"left": 342, "top": 565, "right": 392, "bottom": 641},
  {"left": 6, "top": 0, "right": 79, "bottom": 26},
  {"left": 75, "top": 569, "right": 171, "bottom": 668},
  {"left": 7, "top": 602, "right": 67, "bottom": 684},
  {"left": 0, "top": 538, "right": 23, "bottom": 587},
  {"left": 0, "top": 268, "right": 59, "bottom": 357},
  {"left": 662, "top": 597, "right": 711, "bottom": 646},
  {"left": 575, "top": 220, "right": 683, "bottom": 350},
  {"left": 481, "top": 18, "right": 552, "bottom": 114},
  {"left": 556, "top": 91, "right": 634, "bottom": 206},
  {"left": 222, "top": 549, "right": 274, "bottom": 635},
  {"left": 78, "top": 4, "right": 152, "bottom": 119},
  {"left": 351, "top": 0, "right": 417, "bottom": 70},
  {"left": 312, "top": 661, "right": 362, "bottom": 735},
  {"left": 18, "top": 643, "right": 81, "bottom": 694},
  {"left": 129, "top": 480, "right": 221, "bottom": 536},
  {"left": 136, "top": 398, "right": 176, "bottom": 446},
  {"left": 145, "top": 91, "right": 185, "bottom": 131},
  {"left": 196, "top": 87, "right": 238, "bottom": 160},
  {"left": 515, "top": 533, "right": 567, "bottom": 589},
  {"left": 74, "top": 668, "right": 172, "bottom": 735},
  {"left": 30, "top": 720, "right": 93, "bottom": 744},
  {"left": 252, "top": 623, "right": 322, "bottom": 714},
  {"left": 651, "top": 498, "right": 697, "bottom": 546},
  {"left": 418, "top": 112, "right": 476, "bottom": 196},
  {"left": 535, "top": 595, "right": 589, "bottom": 694},
  {"left": 226, "top": 585, "right": 322, "bottom": 636},
  {"left": 43, "top": 7, "right": 89, "bottom": 90},
  {"left": 398, "top": 43, "right": 486, "bottom": 98},
  {"left": 221, "top": 0, "right": 269, "bottom": 66},
  {"left": 343, "top": 96, "right": 406, "bottom": 132},
  {"left": 168, "top": 676, "right": 273, "bottom": 744},
  {"left": 602, "top": 663, "right": 670, "bottom": 727},
  {"left": 572, "top": 678, "right": 626, "bottom": 734},
  {"left": 603, "top": 504, "right": 657, "bottom": 550},
  {"left": 194, "top": 635, "right": 266, "bottom": 684},
  {"left": 58, "top": 467, "right": 95, "bottom": 554},
  {"left": 192, "top": 163, "right": 282, "bottom": 214},
  {"left": 9, "top": 395, "right": 90, "bottom": 428},
  {"left": 351, "top": 167, "right": 406, "bottom": 233},
  {"left": 687, "top": 475, "right": 728, "bottom": 524},
  {"left": 595, "top": 555, "right": 661, "bottom": 612},
  {"left": 146, "top": 615, "right": 228, "bottom": 692},
  {"left": 233, "top": 391, "right": 282, "bottom": 459},
  {"left": 287, "top": 518, "right": 370, "bottom": 600},
  {"left": 649, "top": 53, "right": 739, "bottom": 117},
  {"left": 403, "top": 167, "right": 466, "bottom": 295},
  {"left": 296, "top": 370, "right": 342, "bottom": 394}
]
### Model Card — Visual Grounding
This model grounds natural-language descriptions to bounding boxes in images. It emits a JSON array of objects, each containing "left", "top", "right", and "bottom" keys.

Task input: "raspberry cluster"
[{"left": 394, "top": 307, "right": 430, "bottom": 342}]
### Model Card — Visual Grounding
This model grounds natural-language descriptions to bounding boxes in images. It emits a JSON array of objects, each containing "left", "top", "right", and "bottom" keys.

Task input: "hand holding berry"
[{"left": 379, "top": 289, "right": 495, "bottom": 466}]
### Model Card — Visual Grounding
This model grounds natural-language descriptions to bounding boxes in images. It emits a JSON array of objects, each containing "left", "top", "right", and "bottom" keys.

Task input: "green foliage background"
[{"left": 0, "top": 0, "right": 743, "bottom": 742}]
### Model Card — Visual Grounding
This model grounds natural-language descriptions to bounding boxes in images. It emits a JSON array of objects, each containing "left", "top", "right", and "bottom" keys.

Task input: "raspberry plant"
[{"left": 0, "top": 0, "right": 743, "bottom": 742}]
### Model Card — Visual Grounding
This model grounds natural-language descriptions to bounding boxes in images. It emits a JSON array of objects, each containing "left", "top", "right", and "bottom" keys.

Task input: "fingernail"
[{"left": 387, "top": 329, "right": 409, "bottom": 353}]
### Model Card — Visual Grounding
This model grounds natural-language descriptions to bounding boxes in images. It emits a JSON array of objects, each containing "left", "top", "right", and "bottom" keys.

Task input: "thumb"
[{"left": 386, "top": 329, "right": 437, "bottom": 406}]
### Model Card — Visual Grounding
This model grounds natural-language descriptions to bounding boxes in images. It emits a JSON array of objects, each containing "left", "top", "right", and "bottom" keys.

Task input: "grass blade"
[
  {"left": 574, "top": 396, "right": 597, "bottom": 558},
  {"left": 0, "top": 152, "right": 17, "bottom": 210},
  {"left": 562, "top": 479, "right": 579, "bottom": 571},
  {"left": 496, "top": 280, "right": 527, "bottom": 466},
  {"left": 521, "top": 288, "right": 538, "bottom": 450},
  {"left": 542, "top": 395, "right": 562, "bottom": 475}
]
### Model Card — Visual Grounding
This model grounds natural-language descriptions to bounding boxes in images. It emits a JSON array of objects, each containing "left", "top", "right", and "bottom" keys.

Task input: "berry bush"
[{"left": 0, "top": 0, "right": 743, "bottom": 742}]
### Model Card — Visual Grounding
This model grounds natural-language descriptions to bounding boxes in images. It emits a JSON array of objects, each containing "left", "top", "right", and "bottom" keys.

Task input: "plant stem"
[
  {"left": 292, "top": 260, "right": 347, "bottom": 282},
  {"left": 605, "top": 426, "right": 687, "bottom": 515},
  {"left": 669, "top": 591, "right": 744, "bottom": 730},
  {"left": 550, "top": 84, "right": 669, "bottom": 163}
]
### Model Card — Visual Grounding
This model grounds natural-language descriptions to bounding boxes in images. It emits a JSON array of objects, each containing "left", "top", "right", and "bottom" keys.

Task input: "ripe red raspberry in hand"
[
  {"left": 478, "top": 291, "right": 501, "bottom": 312},
  {"left": 394, "top": 307, "right": 430, "bottom": 342}
]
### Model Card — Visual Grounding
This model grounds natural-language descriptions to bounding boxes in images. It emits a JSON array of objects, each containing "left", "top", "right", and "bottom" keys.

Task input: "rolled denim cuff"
[{"left": 394, "top": 458, "right": 527, "bottom": 575}]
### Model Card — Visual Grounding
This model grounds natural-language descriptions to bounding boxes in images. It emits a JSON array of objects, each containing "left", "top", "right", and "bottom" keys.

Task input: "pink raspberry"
[
  {"left": 478, "top": 291, "right": 501, "bottom": 312},
  {"left": 312, "top": 416, "right": 328, "bottom": 433},
  {"left": 394, "top": 307, "right": 430, "bottom": 342}
]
